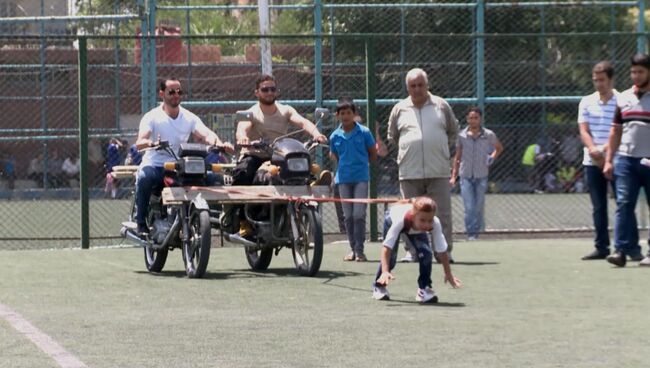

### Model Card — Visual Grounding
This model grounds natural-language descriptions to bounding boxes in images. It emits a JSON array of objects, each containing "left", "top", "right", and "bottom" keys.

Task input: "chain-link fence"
[{"left": 1, "top": 0, "right": 648, "bottom": 249}]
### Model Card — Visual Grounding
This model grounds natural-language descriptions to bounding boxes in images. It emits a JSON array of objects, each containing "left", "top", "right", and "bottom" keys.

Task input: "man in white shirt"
[
  {"left": 577, "top": 61, "right": 638, "bottom": 260},
  {"left": 134, "top": 78, "right": 233, "bottom": 236}
]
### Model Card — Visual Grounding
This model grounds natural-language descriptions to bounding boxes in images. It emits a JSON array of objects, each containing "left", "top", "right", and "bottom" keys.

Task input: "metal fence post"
[
  {"left": 476, "top": 0, "right": 485, "bottom": 114},
  {"left": 314, "top": 0, "right": 324, "bottom": 168},
  {"left": 638, "top": 0, "right": 647, "bottom": 53},
  {"left": 314, "top": 0, "right": 323, "bottom": 107},
  {"left": 140, "top": 1, "right": 149, "bottom": 114},
  {"left": 78, "top": 37, "right": 89, "bottom": 250},
  {"left": 366, "top": 36, "right": 378, "bottom": 242},
  {"left": 148, "top": 0, "right": 157, "bottom": 110}
]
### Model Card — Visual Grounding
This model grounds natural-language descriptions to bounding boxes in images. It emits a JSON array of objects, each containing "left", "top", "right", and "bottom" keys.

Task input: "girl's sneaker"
[
  {"left": 355, "top": 253, "right": 367, "bottom": 262},
  {"left": 372, "top": 286, "right": 390, "bottom": 301},
  {"left": 343, "top": 252, "right": 355, "bottom": 261},
  {"left": 415, "top": 287, "right": 438, "bottom": 303}
]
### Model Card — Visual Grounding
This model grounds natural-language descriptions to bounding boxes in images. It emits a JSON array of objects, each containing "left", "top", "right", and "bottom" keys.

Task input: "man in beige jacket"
[{"left": 388, "top": 68, "right": 459, "bottom": 261}]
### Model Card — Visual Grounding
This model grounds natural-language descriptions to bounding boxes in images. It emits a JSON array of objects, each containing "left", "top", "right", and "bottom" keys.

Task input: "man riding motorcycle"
[
  {"left": 230, "top": 74, "right": 330, "bottom": 238},
  {"left": 134, "top": 77, "right": 234, "bottom": 237}
]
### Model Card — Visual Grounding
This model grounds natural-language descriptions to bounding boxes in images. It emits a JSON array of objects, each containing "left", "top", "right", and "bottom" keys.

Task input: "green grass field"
[{"left": 1, "top": 239, "right": 648, "bottom": 368}]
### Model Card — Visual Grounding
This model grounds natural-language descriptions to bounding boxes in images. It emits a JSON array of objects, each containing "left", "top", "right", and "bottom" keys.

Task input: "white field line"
[{"left": 0, "top": 302, "right": 88, "bottom": 368}]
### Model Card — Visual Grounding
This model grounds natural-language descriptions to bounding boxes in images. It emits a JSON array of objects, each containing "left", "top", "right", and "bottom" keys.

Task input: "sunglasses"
[
  {"left": 166, "top": 88, "right": 183, "bottom": 96},
  {"left": 259, "top": 86, "right": 277, "bottom": 93}
]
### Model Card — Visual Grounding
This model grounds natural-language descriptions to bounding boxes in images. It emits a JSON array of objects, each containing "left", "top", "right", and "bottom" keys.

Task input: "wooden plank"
[
  {"left": 111, "top": 171, "right": 137, "bottom": 179},
  {"left": 162, "top": 185, "right": 332, "bottom": 205},
  {"left": 112, "top": 165, "right": 139, "bottom": 172},
  {"left": 110, "top": 165, "right": 138, "bottom": 180}
]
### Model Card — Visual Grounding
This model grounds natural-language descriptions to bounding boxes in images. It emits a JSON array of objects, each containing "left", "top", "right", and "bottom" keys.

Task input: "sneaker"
[
  {"left": 343, "top": 252, "right": 355, "bottom": 261},
  {"left": 581, "top": 249, "right": 609, "bottom": 260},
  {"left": 606, "top": 251, "right": 626, "bottom": 267},
  {"left": 355, "top": 253, "right": 368, "bottom": 262},
  {"left": 400, "top": 252, "right": 415, "bottom": 263},
  {"left": 467, "top": 235, "right": 478, "bottom": 241},
  {"left": 313, "top": 170, "right": 333, "bottom": 186},
  {"left": 239, "top": 219, "right": 254, "bottom": 238},
  {"left": 372, "top": 286, "right": 390, "bottom": 301},
  {"left": 639, "top": 256, "right": 650, "bottom": 267},
  {"left": 415, "top": 287, "right": 438, "bottom": 303}
]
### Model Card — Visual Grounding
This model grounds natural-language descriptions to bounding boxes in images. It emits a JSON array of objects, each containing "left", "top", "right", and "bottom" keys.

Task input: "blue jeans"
[
  {"left": 374, "top": 213, "right": 433, "bottom": 290},
  {"left": 613, "top": 156, "right": 650, "bottom": 256},
  {"left": 584, "top": 165, "right": 619, "bottom": 254},
  {"left": 135, "top": 166, "right": 165, "bottom": 226},
  {"left": 460, "top": 177, "right": 488, "bottom": 238},
  {"left": 135, "top": 166, "right": 222, "bottom": 226},
  {"left": 338, "top": 181, "right": 368, "bottom": 255}
]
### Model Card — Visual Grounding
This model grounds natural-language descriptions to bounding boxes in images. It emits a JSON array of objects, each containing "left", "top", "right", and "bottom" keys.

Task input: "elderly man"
[{"left": 388, "top": 68, "right": 459, "bottom": 261}]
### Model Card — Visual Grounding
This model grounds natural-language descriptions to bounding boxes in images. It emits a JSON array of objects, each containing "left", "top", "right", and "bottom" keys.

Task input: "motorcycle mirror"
[
  {"left": 314, "top": 107, "right": 330, "bottom": 120},
  {"left": 235, "top": 110, "right": 253, "bottom": 123}
]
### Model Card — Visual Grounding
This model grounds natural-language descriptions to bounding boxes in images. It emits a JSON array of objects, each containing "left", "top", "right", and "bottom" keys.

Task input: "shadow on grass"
[
  {"left": 385, "top": 300, "right": 466, "bottom": 308},
  {"left": 349, "top": 260, "right": 499, "bottom": 266},
  {"left": 451, "top": 261, "right": 499, "bottom": 266},
  {"left": 135, "top": 268, "right": 363, "bottom": 280}
]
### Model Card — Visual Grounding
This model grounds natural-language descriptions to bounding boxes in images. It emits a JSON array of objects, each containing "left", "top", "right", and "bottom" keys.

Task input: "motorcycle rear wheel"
[
  {"left": 292, "top": 205, "right": 323, "bottom": 277},
  {"left": 245, "top": 247, "right": 273, "bottom": 271},
  {"left": 182, "top": 210, "right": 212, "bottom": 278},
  {"left": 139, "top": 207, "right": 168, "bottom": 273}
]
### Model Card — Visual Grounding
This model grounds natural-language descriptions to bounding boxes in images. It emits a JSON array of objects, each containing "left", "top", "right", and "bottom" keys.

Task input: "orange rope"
[{"left": 188, "top": 186, "right": 408, "bottom": 204}]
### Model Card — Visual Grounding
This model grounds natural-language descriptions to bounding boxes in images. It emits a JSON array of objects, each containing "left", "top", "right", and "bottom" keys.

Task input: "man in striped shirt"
[
  {"left": 578, "top": 61, "right": 636, "bottom": 260},
  {"left": 604, "top": 53, "right": 650, "bottom": 267}
]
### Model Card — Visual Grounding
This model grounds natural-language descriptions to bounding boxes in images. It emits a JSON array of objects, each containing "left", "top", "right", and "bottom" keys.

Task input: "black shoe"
[
  {"left": 136, "top": 223, "right": 149, "bottom": 238},
  {"left": 606, "top": 251, "right": 626, "bottom": 267},
  {"left": 581, "top": 250, "right": 609, "bottom": 260}
]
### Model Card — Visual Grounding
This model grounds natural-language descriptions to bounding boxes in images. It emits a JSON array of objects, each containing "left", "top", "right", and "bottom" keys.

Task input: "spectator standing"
[
  {"left": 387, "top": 68, "right": 459, "bottom": 261},
  {"left": 331, "top": 113, "right": 388, "bottom": 234},
  {"left": 329, "top": 98, "right": 377, "bottom": 262},
  {"left": 105, "top": 138, "right": 123, "bottom": 198},
  {"left": 577, "top": 61, "right": 633, "bottom": 260},
  {"left": 450, "top": 107, "right": 503, "bottom": 241},
  {"left": 604, "top": 53, "right": 650, "bottom": 267}
]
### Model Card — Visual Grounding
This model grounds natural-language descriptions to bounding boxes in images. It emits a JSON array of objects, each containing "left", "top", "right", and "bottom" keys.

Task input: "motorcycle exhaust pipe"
[
  {"left": 122, "top": 227, "right": 149, "bottom": 248},
  {"left": 158, "top": 215, "right": 181, "bottom": 250},
  {"left": 224, "top": 232, "right": 260, "bottom": 250}
]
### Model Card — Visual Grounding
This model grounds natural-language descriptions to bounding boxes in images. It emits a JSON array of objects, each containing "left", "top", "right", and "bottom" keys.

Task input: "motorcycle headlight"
[
  {"left": 286, "top": 157, "right": 309, "bottom": 172},
  {"left": 183, "top": 157, "right": 205, "bottom": 174}
]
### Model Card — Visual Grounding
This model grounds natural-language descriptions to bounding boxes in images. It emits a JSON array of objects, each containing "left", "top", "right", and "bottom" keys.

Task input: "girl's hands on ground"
[
  {"left": 444, "top": 275, "right": 462, "bottom": 288},
  {"left": 376, "top": 272, "right": 395, "bottom": 286}
]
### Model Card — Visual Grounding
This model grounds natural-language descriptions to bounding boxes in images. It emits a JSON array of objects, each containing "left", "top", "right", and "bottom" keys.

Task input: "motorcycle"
[
  {"left": 223, "top": 108, "right": 330, "bottom": 277},
  {"left": 121, "top": 141, "right": 228, "bottom": 279}
]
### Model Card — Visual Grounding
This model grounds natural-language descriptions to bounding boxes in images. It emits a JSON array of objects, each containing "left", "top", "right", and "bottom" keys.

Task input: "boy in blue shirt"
[{"left": 329, "top": 97, "right": 377, "bottom": 262}]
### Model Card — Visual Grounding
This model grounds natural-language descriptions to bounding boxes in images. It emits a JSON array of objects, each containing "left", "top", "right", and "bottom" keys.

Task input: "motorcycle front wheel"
[
  {"left": 291, "top": 205, "right": 323, "bottom": 277},
  {"left": 182, "top": 209, "right": 212, "bottom": 278}
]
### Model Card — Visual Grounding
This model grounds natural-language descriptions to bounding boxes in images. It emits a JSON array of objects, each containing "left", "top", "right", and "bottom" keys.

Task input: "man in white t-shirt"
[{"left": 134, "top": 78, "right": 233, "bottom": 235}]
